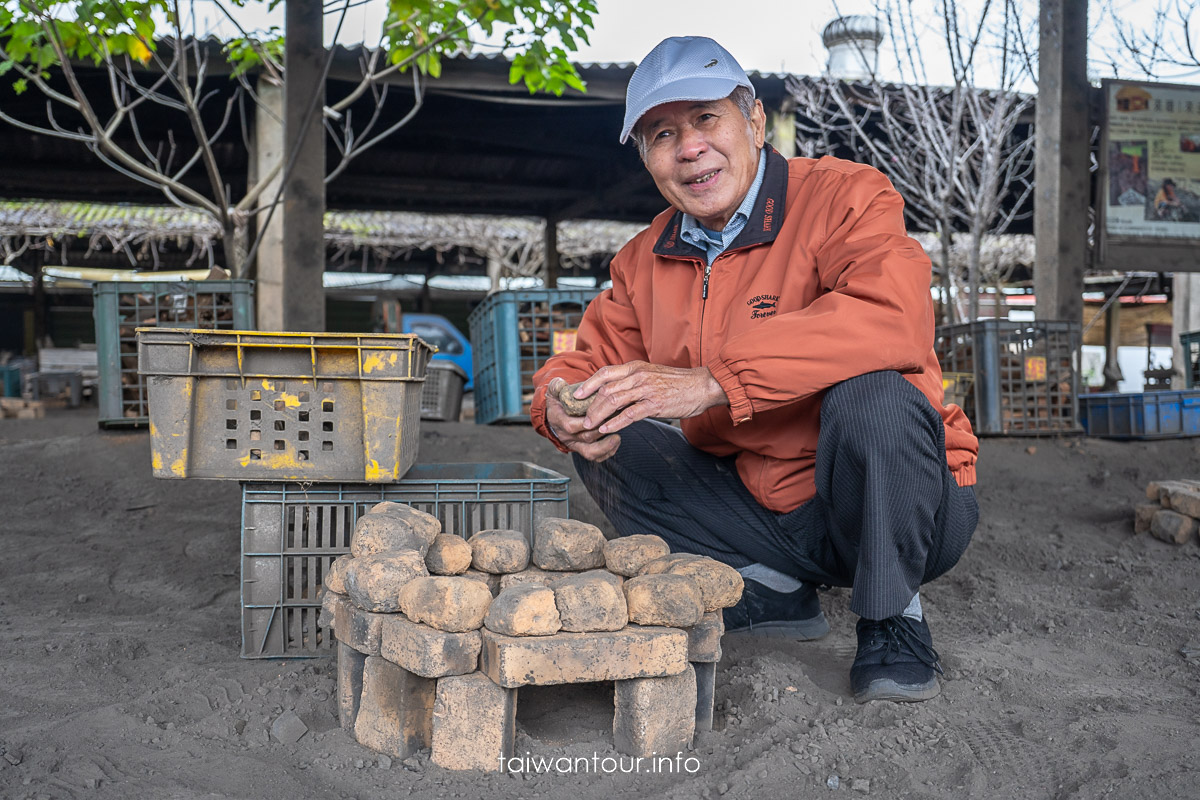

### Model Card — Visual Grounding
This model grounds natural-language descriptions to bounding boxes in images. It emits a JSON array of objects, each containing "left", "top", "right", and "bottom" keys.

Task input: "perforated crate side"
[
  {"left": 935, "top": 320, "right": 1081, "bottom": 436},
  {"left": 468, "top": 289, "right": 600, "bottom": 424},
  {"left": 95, "top": 280, "right": 254, "bottom": 428},
  {"left": 239, "top": 462, "right": 570, "bottom": 658},
  {"left": 420, "top": 362, "right": 466, "bottom": 421}
]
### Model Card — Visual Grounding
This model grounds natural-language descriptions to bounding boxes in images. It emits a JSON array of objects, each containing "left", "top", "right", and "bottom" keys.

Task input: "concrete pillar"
[
  {"left": 1034, "top": 0, "right": 1089, "bottom": 324},
  {"left": 282, "top": 0, "right": 326, "bottom": 331},
  {"left": 1173, "top": 275, "right": 1200, "bottom": 386},
  {"left": 253, "top": 80, "right": 285, "bottom": 331}
]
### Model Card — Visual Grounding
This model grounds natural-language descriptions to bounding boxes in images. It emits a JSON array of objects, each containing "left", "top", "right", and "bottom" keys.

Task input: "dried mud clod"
[{"left": 555, "top": 381, "right": 595, "bottom": 417}]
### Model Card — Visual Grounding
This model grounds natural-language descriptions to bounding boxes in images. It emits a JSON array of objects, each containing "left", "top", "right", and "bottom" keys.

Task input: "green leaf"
[{"left": 12, "top": 77, "right": 27, "bottom": 94}]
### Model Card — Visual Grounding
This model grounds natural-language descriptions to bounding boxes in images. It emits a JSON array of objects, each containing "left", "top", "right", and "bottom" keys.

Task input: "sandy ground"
[{"left": 2, "top": 404, "right": 1200, "bottom": 800}]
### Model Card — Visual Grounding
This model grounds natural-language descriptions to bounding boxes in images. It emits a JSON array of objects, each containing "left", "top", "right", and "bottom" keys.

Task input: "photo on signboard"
[
  {"left": 1147, "top": 177, "right": 1197, "bottom": 222},
  {"left": 1182, "top": 134, "right": 1200, "bottom": 153},
  {"left": 1109, "top": 141, "right": 1149, "bottom": 207}
]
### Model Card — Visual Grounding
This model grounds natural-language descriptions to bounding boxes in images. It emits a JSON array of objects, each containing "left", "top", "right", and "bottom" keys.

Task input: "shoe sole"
[
  {"left": 725, "top": 611, "right": 831, "bottom": 641},
  {"left": 853, "top": 677, "right": 941, "bottom": 704}
]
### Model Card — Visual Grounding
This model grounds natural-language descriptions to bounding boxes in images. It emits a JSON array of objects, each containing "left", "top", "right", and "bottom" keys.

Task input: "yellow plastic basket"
[{"left": 137, "top": 329, "right": 434, "bottom": 482}]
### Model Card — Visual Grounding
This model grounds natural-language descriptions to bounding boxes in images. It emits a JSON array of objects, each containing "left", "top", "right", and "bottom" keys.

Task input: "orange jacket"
[{"left": 531, "top": 149, "right": 978, "bottom": 513}]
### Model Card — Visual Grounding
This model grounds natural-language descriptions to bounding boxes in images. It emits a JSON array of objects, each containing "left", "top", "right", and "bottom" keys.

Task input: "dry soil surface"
[{"left": 2, "top": 407, "right": 1200, "bottom": 800}]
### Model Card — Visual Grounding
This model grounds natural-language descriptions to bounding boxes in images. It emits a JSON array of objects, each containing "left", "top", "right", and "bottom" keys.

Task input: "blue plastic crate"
[
  {"left": 468, "top": 288, "right": 601, "bottom": 425},
  {"left": 239, "top": 461, "right": 570, "bottom": 658},
  {"left": 1079, "top": 390, "right": 1200, "bottom": 439}
]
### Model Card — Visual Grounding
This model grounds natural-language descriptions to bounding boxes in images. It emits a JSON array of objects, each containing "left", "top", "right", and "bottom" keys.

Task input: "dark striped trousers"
[{"left": 572, "top": 370, "right": 979, "bottom": 620}]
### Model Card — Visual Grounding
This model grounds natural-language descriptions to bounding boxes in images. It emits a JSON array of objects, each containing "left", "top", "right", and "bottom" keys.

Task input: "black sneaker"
[
  {"left": 850, "top": 615, "right": 943, "bottom": 703},
  {"left": 723, "top": 579, "right": 830, "bottom": 640}
]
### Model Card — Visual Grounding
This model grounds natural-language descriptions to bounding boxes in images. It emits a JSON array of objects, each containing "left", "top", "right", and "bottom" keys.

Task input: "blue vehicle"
[{"left": 402, "top": 313, "right": 473, "bottom": 391}]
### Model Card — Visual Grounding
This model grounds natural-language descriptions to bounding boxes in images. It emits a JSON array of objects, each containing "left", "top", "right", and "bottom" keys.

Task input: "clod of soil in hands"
[{"left": 556, "top": 381, "right": 595, "bottom": 417}]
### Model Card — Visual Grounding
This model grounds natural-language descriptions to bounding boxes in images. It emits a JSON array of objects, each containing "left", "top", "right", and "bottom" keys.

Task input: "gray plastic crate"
[
  {"left": 94, "top": 280, "right": 254, "bottom": 428},
  {"left": 936, "top": 320, "right": 1081, "bottom": 435},
  {"left": 239, "top": 461, "right": 571, "bottom": 658},
  {"left": 420, "top": 361, "right": 467, "bottom": 421}
]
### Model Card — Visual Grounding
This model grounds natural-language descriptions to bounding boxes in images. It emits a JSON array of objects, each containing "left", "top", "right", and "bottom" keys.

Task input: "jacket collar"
[{"left": 651, "top": 144, "right": 789, "bottom": 260}]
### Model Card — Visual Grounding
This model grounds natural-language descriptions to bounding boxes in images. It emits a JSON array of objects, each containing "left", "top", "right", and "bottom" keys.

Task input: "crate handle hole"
[
  {"left": 250, "top": 430, "right": 261, "bottom": 441},
  {"left": 299, "top": 431, "right": 309, "bottom": 442},
  {"left": 322, "top": 421, "right": 333, "bottom": 432},
  {"left": 274, "top": 440, "right": 286, "bottom": 451},
  {"left": 226, "top": 419, "right": 237, "bottom": 430},
  {"left": 298, "top": 450, "right": 309, "bottom": 461},
  {"left": 299, "top": 391, "right": 310, "bottom": 402},
  {"left": 226, "top": 439, "right": 237, "bottom": 450},
  {"left": 322, "top": 400, "right": 334, "bottom": 412},
  {"left": 251, "top": 390, "right": 261, "bottom": 401},
  {"left": 298, "top": 411, "right": 309, "bottom": 422},
  {"left": 226, "top": 399, "right": 237, "bottom": 410},
  {"left": 274, "top": 420, "right": 285, "bottom": 431},
  {"left": 250, "top": 410, "right": 261, "bottom": 421},
  {"left": 226, "top": 379, "right": 238, "bottom": 390},
  {"left": 322, "top": 382, "right": 334, "bottom": 392},
  {"left": 274, "top": 400, "right": 286, "bottom": 411},
  {"left": 250, "top": 449, "right": 261, "bottom": 460},
  {"left": 322, "top": 441, "right": 333, "bottom": 451}
]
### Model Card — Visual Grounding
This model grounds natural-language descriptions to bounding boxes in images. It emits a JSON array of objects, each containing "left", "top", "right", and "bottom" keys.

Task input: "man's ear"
[{"left": 750, "top": 99, "right": 767, "bottom": 149}]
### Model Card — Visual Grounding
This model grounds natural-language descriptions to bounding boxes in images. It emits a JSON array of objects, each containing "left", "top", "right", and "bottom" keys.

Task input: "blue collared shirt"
[{"left": 678, "top": 148, "right": 767, "bottom": 265}]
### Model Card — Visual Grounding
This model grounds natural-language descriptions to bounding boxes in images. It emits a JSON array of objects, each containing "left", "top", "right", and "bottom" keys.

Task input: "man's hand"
[
  {"left": 575, "top": 361, "right": 728, "bottom": 435},
  {"left": 545, "top": 378, "right": 623, "bottom": 462}
]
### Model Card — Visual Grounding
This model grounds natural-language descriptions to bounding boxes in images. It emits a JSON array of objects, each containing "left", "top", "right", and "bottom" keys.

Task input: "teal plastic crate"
[
  {"left": 93, "top": 280, "right": 254, "bottom": 428},
  {"left": 1181, "top": 331, "right": 1200, "bottom": 389},
  {"left": 239, "top": 461, "right": 570, "bottom": 658},
  {"left": 1079, "top": 390, "right": 1200, "bottom": 439},
  {"left": 468, "top": 288, "right": 600, "bottom": 425}
]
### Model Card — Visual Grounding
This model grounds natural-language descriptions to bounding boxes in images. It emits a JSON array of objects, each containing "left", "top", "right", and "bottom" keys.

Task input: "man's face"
[{"left": 638, "top": 97, "right": 766, "bottom": 231}]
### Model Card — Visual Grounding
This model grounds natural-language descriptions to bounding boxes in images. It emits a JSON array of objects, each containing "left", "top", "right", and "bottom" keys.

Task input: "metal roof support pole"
[
  {"left": 544, "top": 217, "right": 559, "bottom": 289},
  {"left": 282, "top": 0, "right": 327, "bottom": 331},
  {"left": 253, "top": 79, "right": 287, "bottom": 331},
  {"left": 1034, "top": 0, "right": 1088, "bottom": 325}
]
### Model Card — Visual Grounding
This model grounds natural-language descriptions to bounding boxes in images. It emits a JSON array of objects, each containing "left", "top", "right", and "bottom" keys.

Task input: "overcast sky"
[{"left": 190, "top": 0, "right": 1197, "bottom": 87}]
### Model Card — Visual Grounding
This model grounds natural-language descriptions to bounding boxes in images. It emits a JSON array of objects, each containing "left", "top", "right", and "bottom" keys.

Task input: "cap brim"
[{"left": 620, "top": 76, "right": 744, "bottom": 144}]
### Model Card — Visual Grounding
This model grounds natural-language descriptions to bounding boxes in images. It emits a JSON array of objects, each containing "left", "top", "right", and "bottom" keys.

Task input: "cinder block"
[
  {"left": 336, "top": 601, "right": 388, "bottom": 656},
  {"left": 431, "top": 673, "right": 517, "bottom": 771},
  {"left": 693, "top": 661, "right": 715, "bottom": 732},
  {"left": 1166, "top": 488, "right": 1200, "bottom": 519},
  {"left": 353, "top": 656, "right": 435, "bottom": 758},
  {"left": 613, "top": 664, "right": 696, "bottom": 757},
  {"left": 337, "top": 642, "right": 366, "bottom": 730},
  {"left": 685, "top": 611, "right": 724, "bottom": 663},
  {"left": 1150, "top": 509, "right": 1198, "bottom": 545},
  {"left": 379, "top": 615, "right": 481, "bottom": 678},
  {"left": 1134, "top": 503, "right": 1160, "bottom": 534},
  {"left": 479, "top": 626, "right": 688, "bottom": 688}
]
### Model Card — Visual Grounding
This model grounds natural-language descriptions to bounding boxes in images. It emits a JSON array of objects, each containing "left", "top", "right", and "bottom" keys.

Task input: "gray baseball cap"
[{"left": 620, "top": 36, "right": 756, "bottom": 144}]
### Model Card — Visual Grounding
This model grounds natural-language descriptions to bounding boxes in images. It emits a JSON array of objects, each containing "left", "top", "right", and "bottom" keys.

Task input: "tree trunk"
[{"left": 968, "top": 226, "right": 984, "bottom": 322}]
